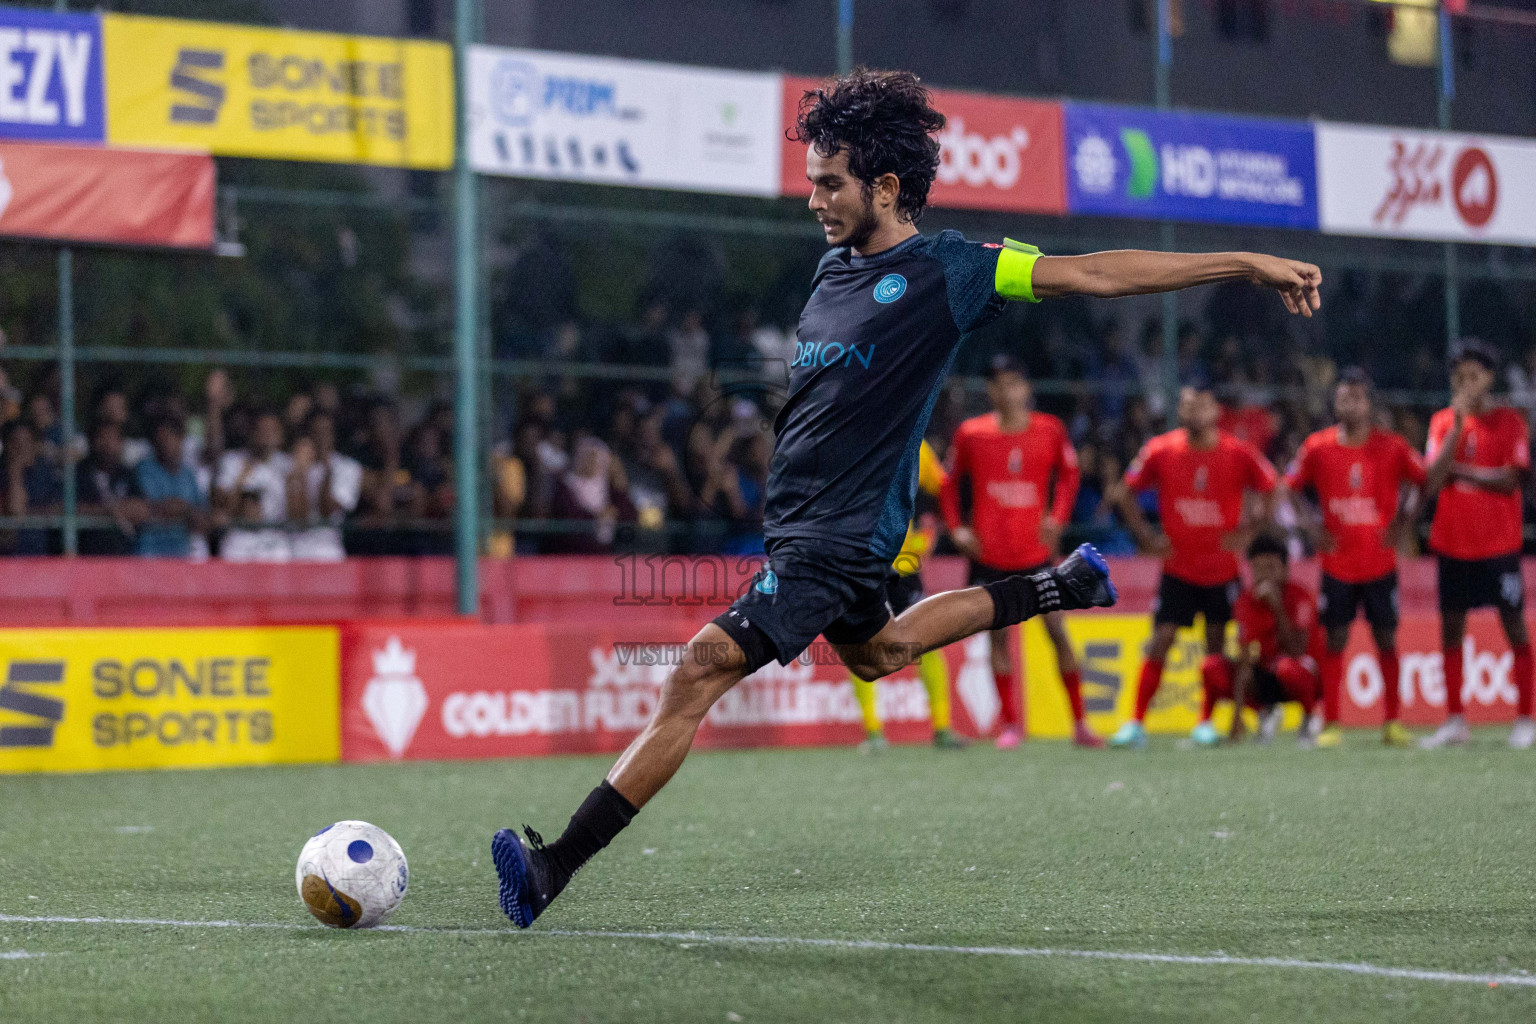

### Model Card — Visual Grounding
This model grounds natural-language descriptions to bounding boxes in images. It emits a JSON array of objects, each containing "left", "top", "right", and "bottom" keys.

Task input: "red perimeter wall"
[{"left": 0, "top": 555, "right": 1504, "bottom": 627}]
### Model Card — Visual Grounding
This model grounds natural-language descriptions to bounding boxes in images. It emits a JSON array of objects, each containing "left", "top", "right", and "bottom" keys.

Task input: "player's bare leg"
[
  {"left": 1044, "top": 611, "right": 1101, "bottom": 747},
  {"left": 1498, "top": 608, "right": 1535, "bottom": 749},
  {"left": 1421, "top": 611, "right": 1472, "bottom": 749},
  {"left": 493, "top": 624, "right": 749, "bottom": 927},
  {"left": 837, "top": 545, "right": 1115, "bottom": 675}
]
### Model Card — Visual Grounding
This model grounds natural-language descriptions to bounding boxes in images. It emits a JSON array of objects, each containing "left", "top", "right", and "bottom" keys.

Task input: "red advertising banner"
[
  {"left": 340, "top": 619, "right": 1019, "bottom": 763},
  {"left": 1337, "top": 612, "right": 1524, "bottom": 727},
  {"left": 0, "top": 141, "right": 214, "bottom": 248},
  {"left": 780, "top": 76, "right": 1066, "bottom": 216}
]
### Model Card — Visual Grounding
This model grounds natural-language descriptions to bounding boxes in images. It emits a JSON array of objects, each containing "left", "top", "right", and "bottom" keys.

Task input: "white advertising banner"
[
  {"left": 1317, "top": 121, "right": 1536, "bottom": 245},
  {"left": 466, "top": 46, "right": 781, "bottom": 196}
]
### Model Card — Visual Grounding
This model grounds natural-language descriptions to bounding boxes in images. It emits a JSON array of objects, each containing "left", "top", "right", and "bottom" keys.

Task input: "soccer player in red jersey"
[
  {"left": 1106, "top": 381, "right": 1278, "bottom": 748},
  {"left": 941, "top": 355, "right": 1101, "bottom": 748},
  {"left": 1285, "top": 368, "right": 1426, "bottom": 748},
  {"left": 1419, "top": 340, "right": 1533, "bottom": 750},
  {"left": 1198, "top": 534, "right": 1322, "bottom": 746}
]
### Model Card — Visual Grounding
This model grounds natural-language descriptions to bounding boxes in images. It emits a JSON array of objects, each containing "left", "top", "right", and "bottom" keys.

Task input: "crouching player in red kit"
[
  {"left": 1285, "top": 367, "right": 1425, "bottom": 748},
  {"left": 1419, "top": 339, "right": 1534, "bottom": 750},
  {"left": 941, "top": 355, "right": 1100, "bottom": 747},
  {"left": 1107, "top": 381, "right": 1278, "bottom": 749},
  {"left": 1199, "top": 534, "right": 1322, "bottom": 745}
]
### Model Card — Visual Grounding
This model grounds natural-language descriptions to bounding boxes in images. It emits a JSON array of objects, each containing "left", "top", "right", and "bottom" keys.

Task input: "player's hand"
[
  {"left": 1039, "top": 514, "right": 1063, "bottom": 554},
  {"left": 950, "top": 525, "right": 981, "bottom": 559},
  {"left": 1219, "top": 528, "right": 1252, "bottom": 553},
  {"left": 1252, "top": 579, "right": 1282, "bottom": 609},
  {"left": 1245, "top": 255, "right": 1322, "bottom": 317},
  {"left": 1383, "top": 516, "right": 1409, "bottom": 551},
  {"left": 1142, "top": 532, "right": 1172, "bottom": 558},
  {"left": 1315, "top": 529, "right": 1337, "bottom": 554}
]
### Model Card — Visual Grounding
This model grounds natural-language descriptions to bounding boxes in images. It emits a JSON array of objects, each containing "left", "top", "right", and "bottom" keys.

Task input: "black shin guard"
[
  {"left": 981, "top": 568, "right": 1063, "bottom": 631},
  {"left": 543, "top": 781, "right": 639, "bottom": 883}
]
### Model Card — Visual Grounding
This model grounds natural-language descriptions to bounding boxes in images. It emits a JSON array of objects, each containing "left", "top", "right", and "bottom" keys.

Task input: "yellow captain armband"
[{"left": 994, "top": 237, "right": 1042, "bottom": 303}]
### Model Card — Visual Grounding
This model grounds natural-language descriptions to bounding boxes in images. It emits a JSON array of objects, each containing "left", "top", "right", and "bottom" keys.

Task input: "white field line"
[
  {"left": 1, "top": 951, "right": 44, "bottom": 959},
  {"left": 0, "top": 913, "right": 1531, "bottom": 988}
]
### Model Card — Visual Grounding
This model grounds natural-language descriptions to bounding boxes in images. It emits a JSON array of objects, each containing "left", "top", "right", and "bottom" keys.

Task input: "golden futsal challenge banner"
[
  {"left": 0, "top": 627, "right": 339, "bottom": 773},
  {"left": 102, "top": 13, "right": 453, "bottom": 168}
]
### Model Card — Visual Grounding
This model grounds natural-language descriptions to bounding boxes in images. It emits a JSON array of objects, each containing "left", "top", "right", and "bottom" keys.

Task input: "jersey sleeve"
[
  {"left": 1123, "top": 440, "right": 1159, "bottom": 493},
  {"left": 939, "top": 427, "right": 968, "bottom": 532},
  {"left": 1234, "top": 593, "right": 1260, "bottom": 647},
  {"left": 932, "top": 230, "right": 1021, "bottom": 335},
  {"left": 917, "top": 439, "right": 947, "bottom": 497},
  {"left": 1050, "top": 421, "right": 1080, "bottom": 523},
  {"left": 1244, "top": 442, "right": 1278, "bottom": 493},
  {"left": 1508, "top": 413, "right": 1531, "bottom": 471}
]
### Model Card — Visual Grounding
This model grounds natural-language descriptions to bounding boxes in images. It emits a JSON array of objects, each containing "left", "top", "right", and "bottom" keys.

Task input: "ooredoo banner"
[
  {"left": 0, "top": 141, "right": 214, "bottom": 248},
  {"left": 1335, "top": 613, "right": 1524, "bottom": 727},
  {"left": 101, "top": 13, "right": 453, "bottom": 169},
  {"left": 0, "top": 6, "right": 103, "bottom": 143},
  {"left": 0, "top": 626, "right": 339, "bottom": 773},
  {"left": 1064, "top": 102, "right": 1318, "bottom": 229},
  {"left": 339, "top": 620, "right": 1017, "bottom": 762},
  {"left": 779, "top": 76, "right": 1065, "bottom": 215},
  {"left": 467, "top": 46, "right": 782, "bottom": 196},
  {"left": 1316, "top": 122, "right": 1536, "bottom": 246}
]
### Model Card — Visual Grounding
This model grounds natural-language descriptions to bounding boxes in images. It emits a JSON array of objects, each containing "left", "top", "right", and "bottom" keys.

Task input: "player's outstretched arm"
[{"left": 1031, "top": 250, "right": 1322, "bottom": 316}]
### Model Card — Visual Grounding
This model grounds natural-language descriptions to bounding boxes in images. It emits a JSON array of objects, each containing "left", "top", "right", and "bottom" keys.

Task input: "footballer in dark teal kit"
[{"left": 493, "top": 68, "right": 1323, "bottom": 928}]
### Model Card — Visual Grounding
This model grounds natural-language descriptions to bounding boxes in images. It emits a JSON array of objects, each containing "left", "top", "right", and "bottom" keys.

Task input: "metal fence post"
[
  {"left": 453, "top": 0, "right": 481, "bottom": 616},
  {"left": 58, "top": 248, "right": 76, "bottom": 557},
  {"left": 1156, "top": 0, "right": 1179, "bottom": 426},
  {"left": 837, "top": 0, "right": 853, "bottom": 74},
  {"left": 1439, "top": 5, "right": 1460, "bottom": 354}
]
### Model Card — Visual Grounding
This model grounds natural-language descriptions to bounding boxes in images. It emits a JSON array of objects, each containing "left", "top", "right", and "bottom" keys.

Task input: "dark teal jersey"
[{"left": 763, "top": 230, "right": 1019, "bottom": 561}]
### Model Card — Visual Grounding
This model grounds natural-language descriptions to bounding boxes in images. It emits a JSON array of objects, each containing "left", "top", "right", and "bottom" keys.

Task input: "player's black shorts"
[
  {"left": 714, "top": 536, "right": 894, "bottom": 670},
  {"left": 1319, "top": 572, "right": 1399, "bottom": 632},
  {"left": 885, "top": 569, "right": 924, "bottom": 616},
  {"left": 1437, "top": 553, "right": 1525, "bottom": 615},
  {"left": 966, "top": 559, "right": 1050, "bottom": 589},
  {"left": 1153, "top": 574, "right": 1239, "bottom": 628}
]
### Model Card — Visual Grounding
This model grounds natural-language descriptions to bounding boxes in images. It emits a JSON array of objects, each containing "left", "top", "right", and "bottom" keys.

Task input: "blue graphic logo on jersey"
[
  {"left": 755, "top": 568, "right": 779, "bottom": 595},
  {"left": 790, "top": 340, "right": 875, "bottom": 369},
  {"left": 873, "top": 274, "right": 907, "bottom": 303}
]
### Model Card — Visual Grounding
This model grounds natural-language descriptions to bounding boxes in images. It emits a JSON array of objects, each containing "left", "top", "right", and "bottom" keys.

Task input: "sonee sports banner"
[
  {"left": 101, "top": 12, "right": 453, "bottom": 169},
  {"left": 0, "top": 626, "right": 339, "bottom": 773}
]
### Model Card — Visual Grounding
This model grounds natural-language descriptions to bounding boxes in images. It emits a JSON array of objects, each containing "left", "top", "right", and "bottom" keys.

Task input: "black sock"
[
  {"left": 543, "top": 781, "right": 639, "bottom": 883},
  {"left": 981, "top": 568, "right": 1061, "bottom": 630}
]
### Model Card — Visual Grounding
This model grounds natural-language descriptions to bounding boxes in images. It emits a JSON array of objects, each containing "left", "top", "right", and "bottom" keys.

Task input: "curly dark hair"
[{"left": 789, "top": 68, "right": 945, "bottom": 225}]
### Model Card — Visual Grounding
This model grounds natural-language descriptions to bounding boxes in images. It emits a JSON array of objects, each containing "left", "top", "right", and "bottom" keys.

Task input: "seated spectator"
[
  {"left": 2, "top": 419, "right": 61, "bottom": 555},
  {"left": 288, "top": 411, "right": 362, "bottom": 562},
  {"left": 134, "top": 416, "right": 208, "bottom": 558},
  {"left": 220, "top": 489, "right": 291, "bottom": 562},
  {"left": 549, "top": 435, "right": 634, "bottom": 553},
  {"left": 75, "top": 419, "right": 146, "bottom": 556},
  {"left": 215, "top": 409, "right": 292, "bottom": 557}
]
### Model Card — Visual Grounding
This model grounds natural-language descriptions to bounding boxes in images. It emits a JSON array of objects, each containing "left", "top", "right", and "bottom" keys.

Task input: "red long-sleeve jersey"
[{"left": 940, "top": 411, "right": 1079, "bottom": 571}]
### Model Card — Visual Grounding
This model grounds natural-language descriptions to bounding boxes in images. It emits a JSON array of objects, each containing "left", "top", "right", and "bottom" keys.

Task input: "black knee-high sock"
[
  {"left": 542, "top": 781, "right": 639, "bottom": 884},
  {"left": 981, "top": 568, "right": 1062, "bottom": 631}
]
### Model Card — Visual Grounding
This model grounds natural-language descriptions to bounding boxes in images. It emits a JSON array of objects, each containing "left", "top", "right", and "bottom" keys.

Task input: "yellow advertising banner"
[
  {"left": 0, "top": 627, "right": 339, "bottom": 773},
  {"left": 1023, "top": 614, "right": 1299, "bottom": 739},
  {"left": 102, "top": 13, "right": 453, "bottom": 168}
]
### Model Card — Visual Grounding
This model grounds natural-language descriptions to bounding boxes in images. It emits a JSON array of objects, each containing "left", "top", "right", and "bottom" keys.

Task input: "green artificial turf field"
[{"left": 3, "top": 731, "right": 1536, "bottom": 1023}]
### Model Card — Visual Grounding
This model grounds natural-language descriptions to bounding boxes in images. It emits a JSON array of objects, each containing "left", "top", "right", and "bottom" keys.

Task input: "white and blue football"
[{"left": 295, "top": 820, "right": 409, "bottom": 929}]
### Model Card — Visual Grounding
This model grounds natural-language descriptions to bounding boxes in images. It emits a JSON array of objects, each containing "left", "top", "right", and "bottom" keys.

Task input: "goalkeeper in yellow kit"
[{"left": 852, "top": 438, "right": 967, "bottom": 751}]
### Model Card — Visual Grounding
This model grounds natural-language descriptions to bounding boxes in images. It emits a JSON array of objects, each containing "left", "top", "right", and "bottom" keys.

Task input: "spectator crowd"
[{"left": 0, "top": 296, "right": 1533, "bottom": 560}]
